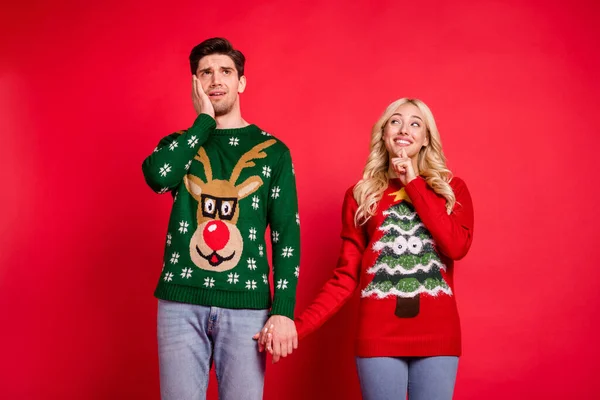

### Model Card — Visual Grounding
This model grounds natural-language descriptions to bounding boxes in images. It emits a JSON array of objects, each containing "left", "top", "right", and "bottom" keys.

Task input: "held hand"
[
  {"left": 253, "top": 323, "right": 273, "bottom": 354},
  {"left": 252, "top": 315, "right": 298, "bottom": 364},
  {"left": 191, "top": 75, "right": 214, "bottom": 118},
  {"left": 391, "top": 148, "right": 417, "bottom": 185}
]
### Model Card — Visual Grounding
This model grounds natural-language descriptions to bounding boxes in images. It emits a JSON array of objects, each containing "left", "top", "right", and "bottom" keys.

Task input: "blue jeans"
[
  {"left": 356, "top": 356, "right": 459, "bottom": 400},
  {"left": 157, "top": 299, "right": 269, "bottom": 400}
]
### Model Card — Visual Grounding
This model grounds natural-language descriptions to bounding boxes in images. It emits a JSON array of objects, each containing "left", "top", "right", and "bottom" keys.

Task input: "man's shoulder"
[{"left": 251, "top": 127, "right": 291, "bottom": 154}]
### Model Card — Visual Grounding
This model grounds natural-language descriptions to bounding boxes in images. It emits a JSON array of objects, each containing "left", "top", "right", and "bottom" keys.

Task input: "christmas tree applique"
[{"left": 362, "top": 188, "right": 452, "bottom": 318}]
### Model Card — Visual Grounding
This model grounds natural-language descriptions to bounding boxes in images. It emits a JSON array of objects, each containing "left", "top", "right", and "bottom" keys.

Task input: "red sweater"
[{"left": 295, "top": 176, "right": 474, "bottom": 357}]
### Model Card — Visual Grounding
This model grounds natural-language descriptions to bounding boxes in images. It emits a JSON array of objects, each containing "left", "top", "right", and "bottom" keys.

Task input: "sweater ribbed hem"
[
  {"left": 356, "top": 335, "right": 461, "bottom": 357},
  {"left": 154, "top": 282, "right": 271, "bottom": 310},
  {"left": 270, "top": 296, "right": 296, "bottom": 320}
]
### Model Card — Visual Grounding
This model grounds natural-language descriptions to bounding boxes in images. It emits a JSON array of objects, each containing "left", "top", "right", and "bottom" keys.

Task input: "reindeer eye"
[
  {"left": 204, "top": 198, "right": 216, "bottom": 214},
  {"left": 221, "top": 201, "right": 233, "bottom": 216}
]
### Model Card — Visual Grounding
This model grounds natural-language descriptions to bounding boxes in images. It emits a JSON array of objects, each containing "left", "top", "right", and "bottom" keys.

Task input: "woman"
[{"left": 259, "top": 98, "right": 474, "bottom": 399}]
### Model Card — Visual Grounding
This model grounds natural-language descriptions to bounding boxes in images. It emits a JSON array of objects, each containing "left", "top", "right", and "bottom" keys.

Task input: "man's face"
[{"left": 195, "top": 54, "right": 246, "bottom": 116}]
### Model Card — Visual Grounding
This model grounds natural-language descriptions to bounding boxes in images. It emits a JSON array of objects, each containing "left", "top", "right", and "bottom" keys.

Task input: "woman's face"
[{"left": 382, "top": 102, "right": 429, "bottom": 159}]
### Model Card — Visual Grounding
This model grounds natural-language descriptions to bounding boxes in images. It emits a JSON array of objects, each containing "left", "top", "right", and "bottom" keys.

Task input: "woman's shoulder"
[
  {"left": 345, "top": 183, "right": 357, "bottom": 196},
  {"left": 343, "top": 184, "right": 358, "bottom": 206},
  {"left": 449, "top": 176, "right": 468, "bottom": 190},
  {"left": 448, "top": 176, "right": 472, "bottom": 205}
]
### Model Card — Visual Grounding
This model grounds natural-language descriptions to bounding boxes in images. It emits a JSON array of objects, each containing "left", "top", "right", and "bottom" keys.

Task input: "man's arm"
[
  {"left": 141, "top": 76, "right": 216, "bottom": 193},
  {"left": 254, "top": 149, "right": 300, "bottom": 362}
]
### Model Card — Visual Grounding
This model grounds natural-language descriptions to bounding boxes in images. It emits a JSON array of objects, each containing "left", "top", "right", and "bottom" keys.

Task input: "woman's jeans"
[{"left": 356, "top": 356, "right": 459, "bottom": 400}]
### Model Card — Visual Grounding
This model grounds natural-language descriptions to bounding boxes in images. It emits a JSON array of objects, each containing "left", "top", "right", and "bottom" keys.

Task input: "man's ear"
[{"left": 238, "top": 75, "right": 247, "bottom": 94}]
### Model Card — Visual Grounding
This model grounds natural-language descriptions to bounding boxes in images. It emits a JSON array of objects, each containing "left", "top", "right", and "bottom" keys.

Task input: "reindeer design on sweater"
[{"left": 183, "top": 139, "right": 276, "bottom": 272}]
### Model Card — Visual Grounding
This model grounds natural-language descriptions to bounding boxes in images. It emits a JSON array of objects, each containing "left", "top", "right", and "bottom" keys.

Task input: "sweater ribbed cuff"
[
  {"left": 270, "top": 296, "right": 296, "bottom": 320},
  {"left": 295, "top": 317, "right": 317, "bottom": 340},
  {"left": 404, "top": 176, "right": 427, "bottom": 194},
  {"left": 192, "top": 113, "right": 217, "bottom": 131}
]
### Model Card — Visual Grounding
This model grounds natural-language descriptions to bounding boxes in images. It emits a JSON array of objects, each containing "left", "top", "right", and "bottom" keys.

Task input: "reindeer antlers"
[
  {"left": 192, "top": 139, "right": 276, "bottom": 184},
  {"left": 194, "top": 147, "right": 213, "bottom": 182},
  {"left": 230, "top": 139, "right": 276, "bottom": 184}
]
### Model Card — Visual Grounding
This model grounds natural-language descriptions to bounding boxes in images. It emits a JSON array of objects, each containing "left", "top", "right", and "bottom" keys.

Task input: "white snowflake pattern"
[
  {"left": 272, "top": 231, "right": 280, "bottom": 243},
  {"left": 180, "top": 267, "right": 193, "bottom": 279},
  {"left": 262, "top": 274, "right": 268, "bottom": 284},
  {"left": 262, "top": 166, "right": 271, "bottom": 178},
  {"left": 179, "top": 221, "right": 189, "bottom": 234},
  {"left": 166, "top": 233, "right": 172, "bottom": 246},
  {"left": 159, "top": 163, "right": 172, "bottom": 177},
  {"left": 282, "top": 247, "right": 294, "bottom": 258},
  {"left": 158, "top": 187, "right": 169, "bottom": 194},
  {"left": 170, "top": 252, "right": 180, "bottom": 264},
  {"left": 261, "top": 131, "right": 271, "bottom": 136},
  {"left": 246, "top": 280, "right": 257, "bottom": 290},
  {"left": 258, "top": 245, "right": 264, "bottom": 256},
  {"left": 294, "top": 266, "right": 300, "bottom": 278},
  {"left": 296, "top": 212, "right": 300, "bottom": 225},
  {"left": 292, "top": 163, "right": 295, "bottom": 175},
  {"left": 227, "top": 273, "right": 239, "bottom": 284},
  {"left": 252, "top": 196, "right": 260, "bottom": 210},
  {"left": 163, "top": 272, "right": 173, "bottom": 282},
  {"left": 169, "top": 141, "right": 178, "bottom": 151},
  {"left": 204, "top": 277, "right": 215, "bottom": 288},
  {"left": 162, "top": 262, "right": 165, "bottom": 271},
  {"left": 277, "top": 279, "right": 289, "bottom": 290},
  {"left": 153, "top": 146, "right": 159, "bottom": 153},
  {"left": 247, "top": 258, "right": 257, "bottom": 270},
  {"left": 229, "top": 137, "right": 239, "bottom": 146},
  {"left": 185, "top": 160, "right": 192, "bottom": 170},
  {"left": 249, "top": 227, "right": 257, "bottom": 241},
  {"left": 271, "top": 186, "right": 281, "bottom": 199},
  {"left": 188, "top": 135, "right": 199, "bottom": 147}
]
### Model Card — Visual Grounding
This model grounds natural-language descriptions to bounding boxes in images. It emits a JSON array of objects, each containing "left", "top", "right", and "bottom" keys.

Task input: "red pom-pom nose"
[{"left": 203, "top": 221, "right": 230, "bottom": 251}]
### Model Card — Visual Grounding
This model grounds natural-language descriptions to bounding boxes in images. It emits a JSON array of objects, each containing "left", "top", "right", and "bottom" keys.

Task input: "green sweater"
[{"left": 142, "top": 114, "right": 300, "bottom": 319}]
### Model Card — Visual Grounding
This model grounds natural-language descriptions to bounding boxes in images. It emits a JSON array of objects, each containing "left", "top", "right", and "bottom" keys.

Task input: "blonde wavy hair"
[{"left": 353, "top": 98, "right": 455, "bottom": 225}]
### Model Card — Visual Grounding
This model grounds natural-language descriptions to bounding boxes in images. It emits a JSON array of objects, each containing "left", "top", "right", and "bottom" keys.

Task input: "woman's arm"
[
  {"left": 404, "top": 176, "right": 474, "bottom": 260},
  {"left": 295, "top": 187, "right": 368, "bottom": 339}
]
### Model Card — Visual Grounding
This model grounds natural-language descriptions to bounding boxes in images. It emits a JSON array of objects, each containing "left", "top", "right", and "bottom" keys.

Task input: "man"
[{"left": 142, "top": 37, "right": 299, "bottom": 400}]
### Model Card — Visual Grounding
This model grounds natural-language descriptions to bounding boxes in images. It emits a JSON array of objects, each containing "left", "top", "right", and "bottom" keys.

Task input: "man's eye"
[{"left": 223, "top": 70, "right": 230, "bottom": 75}]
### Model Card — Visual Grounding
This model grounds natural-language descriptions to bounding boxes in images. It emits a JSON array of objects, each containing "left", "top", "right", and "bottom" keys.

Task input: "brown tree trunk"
[{"left": 395, "top": 295, "right": 420, "bottom": 318}]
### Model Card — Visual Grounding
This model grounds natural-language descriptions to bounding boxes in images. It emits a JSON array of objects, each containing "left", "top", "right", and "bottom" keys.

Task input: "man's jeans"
[{"left": 158, "top": 299, "right": 269, "bottom": 400}]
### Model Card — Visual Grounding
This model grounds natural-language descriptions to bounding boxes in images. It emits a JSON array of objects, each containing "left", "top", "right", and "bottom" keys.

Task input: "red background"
[{"left": 2, "top": 0, "right": 599, "bottom": 399}]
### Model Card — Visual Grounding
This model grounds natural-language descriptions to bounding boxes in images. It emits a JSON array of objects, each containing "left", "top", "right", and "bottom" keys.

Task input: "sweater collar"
[{"left": 213, "top": 124, "right": 261, "bottom": 136}]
